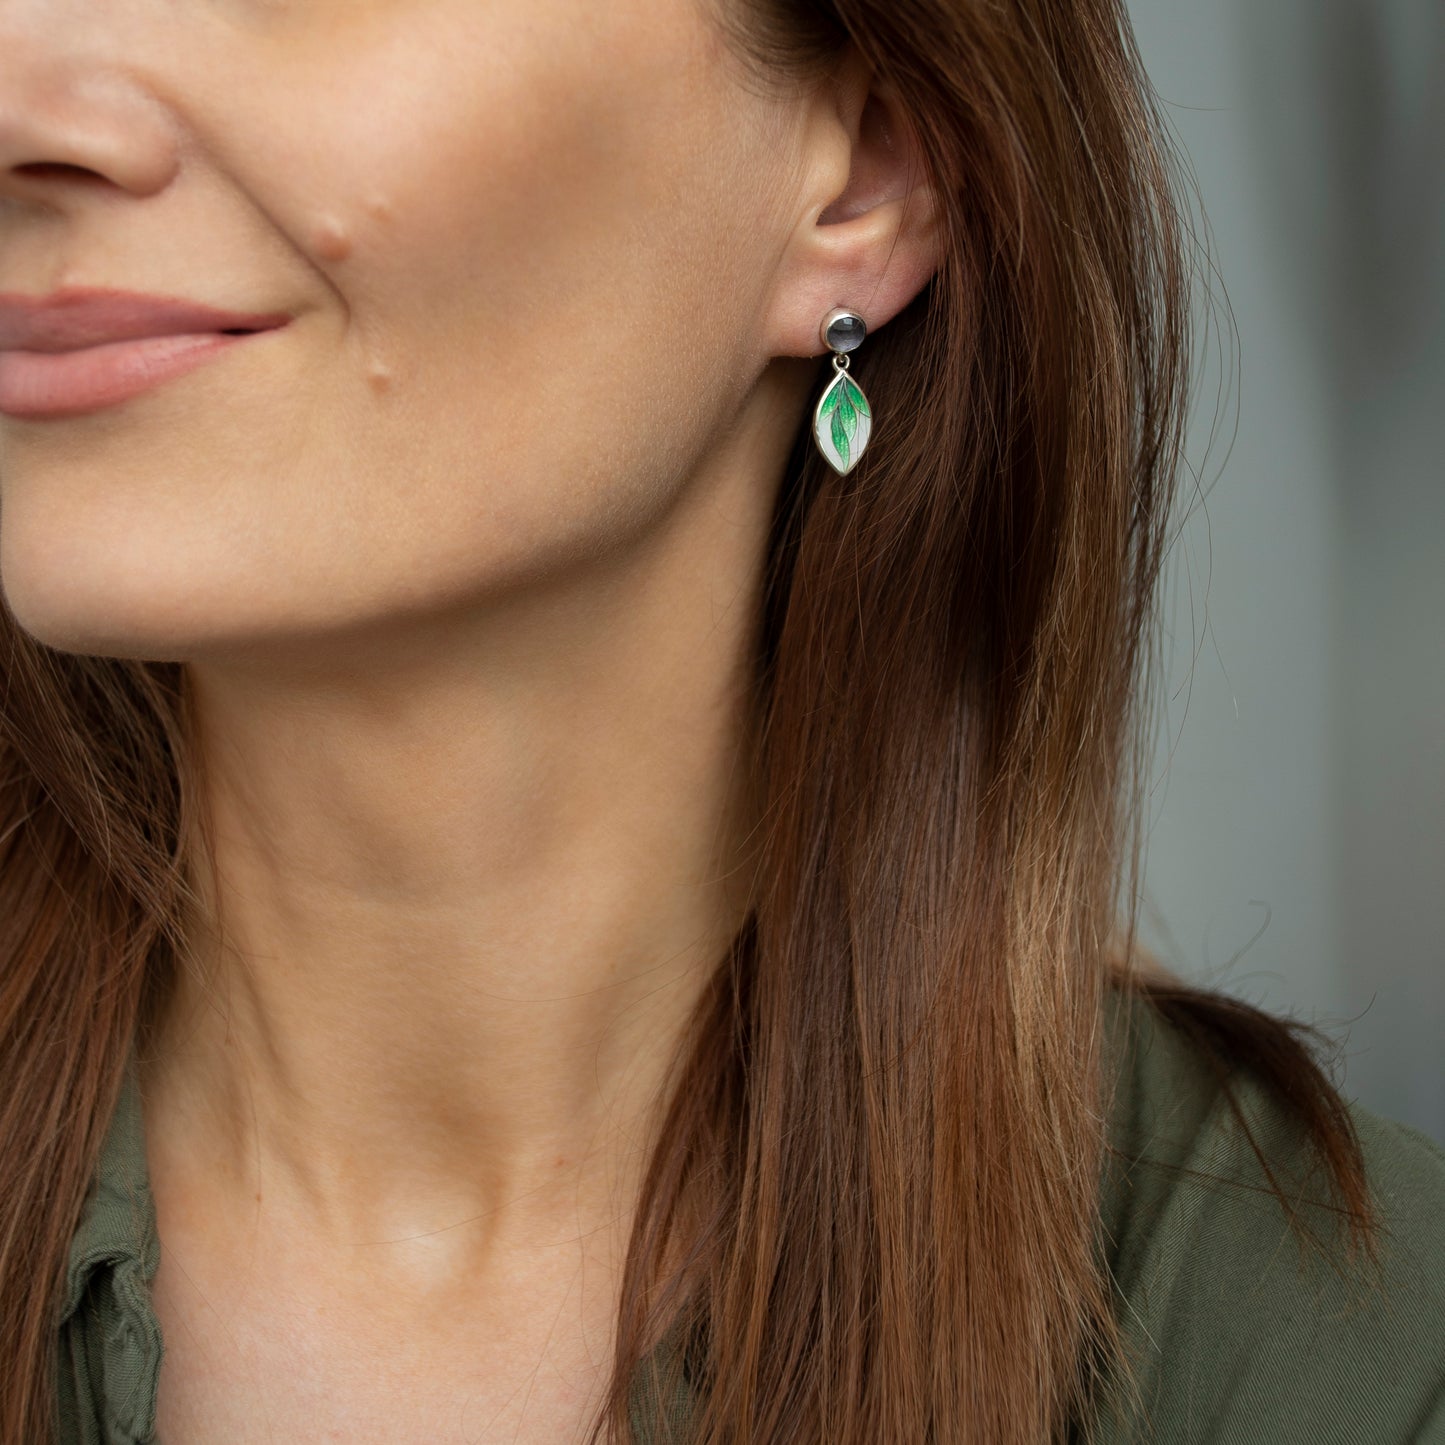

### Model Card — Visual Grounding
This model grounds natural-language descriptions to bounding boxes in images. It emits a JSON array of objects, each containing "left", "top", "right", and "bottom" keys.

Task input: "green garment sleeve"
[{"left": 1091, "top": 989, "right": 1445, "bottom": 1445}]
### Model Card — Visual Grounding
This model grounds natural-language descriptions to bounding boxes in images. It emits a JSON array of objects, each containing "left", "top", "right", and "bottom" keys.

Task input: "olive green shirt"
[{"left": 56, "top": 987, "right": 1445, "bottom": 1443}]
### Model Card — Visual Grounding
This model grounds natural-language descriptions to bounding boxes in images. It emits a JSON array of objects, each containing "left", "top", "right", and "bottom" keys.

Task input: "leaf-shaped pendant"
[{"left": 813, "top": 367, "right": 873, "bottom": 475}]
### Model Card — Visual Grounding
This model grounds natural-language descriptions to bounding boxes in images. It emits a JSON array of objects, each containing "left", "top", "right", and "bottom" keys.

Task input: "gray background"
[{"left": 1126, "top": 0, "right": 1444, "bottom": 1143}]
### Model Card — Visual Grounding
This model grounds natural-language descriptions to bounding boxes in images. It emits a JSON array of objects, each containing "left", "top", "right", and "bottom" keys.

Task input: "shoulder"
[{"left": 1093, "top": 982, "right": 1445, "bottom": 1444}]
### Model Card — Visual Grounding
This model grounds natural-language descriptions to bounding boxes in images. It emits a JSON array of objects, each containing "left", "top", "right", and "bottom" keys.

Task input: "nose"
[{"left": 0, "top": 17, "right": 180, "bottom": 208}]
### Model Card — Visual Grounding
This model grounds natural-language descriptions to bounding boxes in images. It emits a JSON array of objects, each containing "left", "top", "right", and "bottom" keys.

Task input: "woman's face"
[{"left": 0, "top": 0, "right": 841, "bottom": 658}]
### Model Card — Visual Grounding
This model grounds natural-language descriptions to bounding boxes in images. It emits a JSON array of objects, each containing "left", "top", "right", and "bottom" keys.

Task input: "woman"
[{"left": 1, "top": 0, "right": 1441, "bottom": 1441}]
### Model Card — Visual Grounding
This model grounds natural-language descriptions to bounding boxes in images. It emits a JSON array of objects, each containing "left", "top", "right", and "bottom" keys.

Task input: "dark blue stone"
[{"left": 825, "top": 313, "right": 867, "bottom": 353}]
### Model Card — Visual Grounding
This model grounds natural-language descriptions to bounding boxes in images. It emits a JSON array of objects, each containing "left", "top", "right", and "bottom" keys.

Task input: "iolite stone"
[{"left": 824, "top": 313, "right": 867, "bottom": 353}]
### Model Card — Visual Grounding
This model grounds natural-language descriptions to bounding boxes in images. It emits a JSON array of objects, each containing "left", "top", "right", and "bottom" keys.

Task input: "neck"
[{"left": 139, "top": 413, "right": 780, "bottom": 1276}]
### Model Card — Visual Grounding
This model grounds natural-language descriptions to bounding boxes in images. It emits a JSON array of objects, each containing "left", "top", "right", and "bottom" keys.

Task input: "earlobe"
[{"left": 770, "top": 186, "right": 941, "bottom": 364}]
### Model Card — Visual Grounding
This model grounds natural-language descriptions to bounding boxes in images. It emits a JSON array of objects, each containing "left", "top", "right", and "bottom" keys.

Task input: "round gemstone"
[{"left": 824, "top": 312, "right": 867, "bottom": 353}]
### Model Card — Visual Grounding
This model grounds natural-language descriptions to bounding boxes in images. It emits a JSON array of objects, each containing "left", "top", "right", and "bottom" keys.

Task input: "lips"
[
  {"left": 0, "top": 286, "right": 293, "bottom": 419},
  {"left": 0, "top": 286, "right": 293, "bottom": 352}
]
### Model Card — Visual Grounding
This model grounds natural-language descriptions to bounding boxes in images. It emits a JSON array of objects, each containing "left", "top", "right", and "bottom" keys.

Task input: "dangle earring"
[{"left": 812, "top": 308, "right": 873, "bottom": 475}]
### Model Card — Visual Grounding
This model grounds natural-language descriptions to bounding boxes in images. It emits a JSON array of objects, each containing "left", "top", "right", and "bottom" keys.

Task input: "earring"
[{"left": 812, "top": 308, "right": 873, "bottom": 475}]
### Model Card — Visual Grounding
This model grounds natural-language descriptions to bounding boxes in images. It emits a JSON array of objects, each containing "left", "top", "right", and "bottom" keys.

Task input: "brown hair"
[{"left": 0, "top": 0, "right": 1380, "bottom": 1442}]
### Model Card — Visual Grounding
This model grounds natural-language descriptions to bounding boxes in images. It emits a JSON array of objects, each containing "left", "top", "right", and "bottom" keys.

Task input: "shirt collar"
[
  {"left": 60, "top": 1052, "right": 164, "bottom": 1443},
  {"left": 62, "top": 1054, "right": 158, "bottom": 1321}
]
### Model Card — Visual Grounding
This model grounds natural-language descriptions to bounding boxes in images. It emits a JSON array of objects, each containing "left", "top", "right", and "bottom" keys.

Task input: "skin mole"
[{"left": 312, "top": 214, "right": 355, "bottom": 263}]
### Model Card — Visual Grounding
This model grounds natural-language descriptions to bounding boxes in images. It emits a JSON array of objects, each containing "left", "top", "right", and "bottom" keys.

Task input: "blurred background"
[{"left": 1125, "top": 0, "right": 1444, "bottom": 1143}]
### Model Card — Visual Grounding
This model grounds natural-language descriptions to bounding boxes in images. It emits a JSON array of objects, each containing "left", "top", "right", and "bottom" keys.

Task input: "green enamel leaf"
[{"left": 818, "top": 372, "right": 871, "bottom": 470}]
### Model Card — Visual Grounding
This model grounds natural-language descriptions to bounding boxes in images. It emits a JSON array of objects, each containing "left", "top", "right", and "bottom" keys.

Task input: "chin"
[
  {"left": 0, "top": 538, "right": 208, "bottom": 662},
  {"left": 1, "top": 599, "right": 190, "bottom": 663}
]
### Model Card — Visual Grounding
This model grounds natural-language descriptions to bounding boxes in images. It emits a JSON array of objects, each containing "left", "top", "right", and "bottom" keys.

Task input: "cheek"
[{"left": 252, "top": 19, "right": 777, "bottom": 537}]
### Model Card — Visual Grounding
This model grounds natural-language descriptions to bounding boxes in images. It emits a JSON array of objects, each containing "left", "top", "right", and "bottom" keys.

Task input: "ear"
[{"left": 762, "top": 47, "right": 943, "bottom": 360}]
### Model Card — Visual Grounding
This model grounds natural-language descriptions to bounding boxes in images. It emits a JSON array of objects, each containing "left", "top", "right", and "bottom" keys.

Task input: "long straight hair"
[{"left": 0, "top": 1, "right": 1379, "bottom": 1442}]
